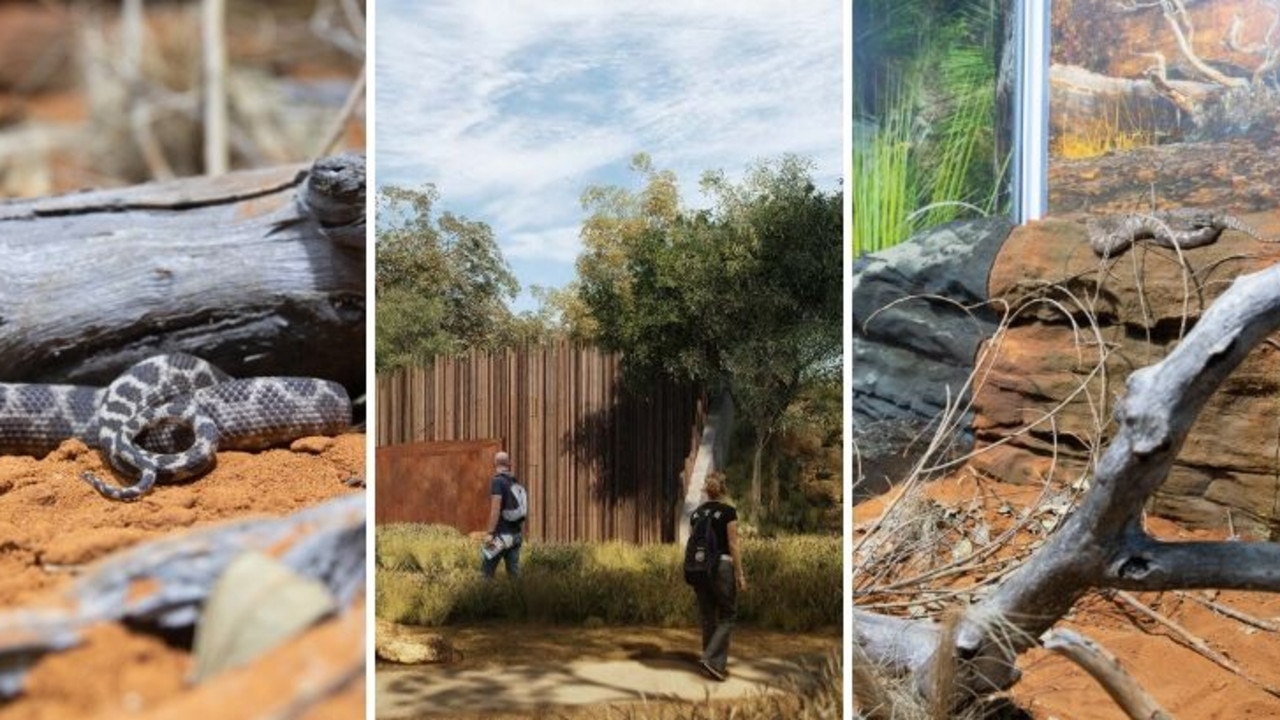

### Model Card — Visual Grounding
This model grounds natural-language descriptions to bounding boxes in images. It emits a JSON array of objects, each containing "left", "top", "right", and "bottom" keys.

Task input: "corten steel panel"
[
  {"left": 375, "top": 341, "right": 705, "bottom": 543},
  {"left": 374, "top": 439, "right": 501, "bottom": 532}
]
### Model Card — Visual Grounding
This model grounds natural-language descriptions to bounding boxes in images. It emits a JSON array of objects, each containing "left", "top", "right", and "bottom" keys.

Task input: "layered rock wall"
[{"left": 971, "top": 213, "right": 1280, "bottom": 538}]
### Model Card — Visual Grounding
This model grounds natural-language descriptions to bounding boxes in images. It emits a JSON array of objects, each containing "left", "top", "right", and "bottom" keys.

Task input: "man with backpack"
[
  {"left": 481, "top": 450, "right": 528, "bottom": 578},
  {"left": 683, "top": 473, "right": 747, "bottom": 681}
]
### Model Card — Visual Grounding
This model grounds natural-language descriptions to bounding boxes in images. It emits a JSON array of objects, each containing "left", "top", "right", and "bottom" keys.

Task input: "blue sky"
[{"left": 375, "top": 1, "right": 842, "bottom": 313}]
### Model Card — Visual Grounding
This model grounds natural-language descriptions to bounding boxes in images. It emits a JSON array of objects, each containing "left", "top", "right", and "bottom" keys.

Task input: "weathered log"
[
  {"left": 853, "top": 258, "right": 1280, "bottom": 708},
  {"left": 1049, "top": 63, "right": 1208, "bottom": 141},
  {"left": 0, "top": 154, "right": 365, "bottom": 397},
  {"left": 0, "top": 492, "right": 364, "bottom": 697}
]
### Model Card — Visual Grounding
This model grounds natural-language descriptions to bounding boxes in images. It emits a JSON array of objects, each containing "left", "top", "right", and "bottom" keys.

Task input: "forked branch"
[{"left": 854, "top": 259, "right": 1280, "bottom": 708}]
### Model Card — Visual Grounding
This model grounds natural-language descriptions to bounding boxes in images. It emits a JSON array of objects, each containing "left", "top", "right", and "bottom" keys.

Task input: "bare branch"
[
  {"left": 312, "top": 60, "right": 366, "bottom": 162},
  {"left": 1112, "top": 590, "right": 1280, "bottom": 698},
  {"left": 855, "top": 258, "right": 1280, "bottom": 701},
  {"left": 1042, "top": 628, "right": 1174, "bottom": 720},
  {"left": 1108, "top": 536, "right": 1280, "bottom": 592},
  {"left": 1160, "top": 0, "right": 1249, "bottom": 88},
  {"left": 1178, "top": 590, "right": 1280, "bottom": 632}
]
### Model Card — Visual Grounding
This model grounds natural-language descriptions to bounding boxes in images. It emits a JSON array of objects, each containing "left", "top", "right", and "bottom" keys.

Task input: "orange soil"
[
  {"left": 855, "top": 471, "right": 1280, "bottom": 719},
  {"left": 0, "top": 433, "right": 366, "bottom": 720}
]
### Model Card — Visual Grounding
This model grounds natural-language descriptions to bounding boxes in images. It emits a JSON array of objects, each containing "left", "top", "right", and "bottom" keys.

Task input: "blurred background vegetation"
[
  {"left": 0, "top": 0, "right": 364, "bottom": 198},
  {"left": 853, "top": 0, "right": 1010, "bottom": 256}
]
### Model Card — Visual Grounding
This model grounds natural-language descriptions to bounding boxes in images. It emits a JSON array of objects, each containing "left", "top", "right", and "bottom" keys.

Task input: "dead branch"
[
  {"left": 1042, "top": 628, "right": 1173, "bottom": 720},
  {"left": 0, "top": 492, "right": 364, "bottom": 697},
  {"left": 1160, "top": 0, "right": 1249, "bottom": 88},
  {"left": 202, "top": 0, "right": 228, "bottom": 174},
  {"left": 1178, "top": 590, "right": 1280, "bottom": 632},
  {"left": 313, "top": 59, "right": 366, "bottom": 161},
  {"left": 853, "top": 257, "right": 1280, "bottom": 708}
]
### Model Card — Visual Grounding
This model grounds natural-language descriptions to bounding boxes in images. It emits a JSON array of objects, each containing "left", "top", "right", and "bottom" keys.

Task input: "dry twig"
[
  {"left": 1042, "top": 628, "right": 1173, "bottom": 720},
  {"left": 1113, "top": 590, "right": 1280, "bottom": 699}
]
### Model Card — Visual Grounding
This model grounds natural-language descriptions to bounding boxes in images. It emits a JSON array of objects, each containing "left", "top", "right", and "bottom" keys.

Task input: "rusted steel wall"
[
  {"left": 375, "top": 342, "right": 705, "bottom": 543},
  {"left": 374, "top": 439, "right": 501, "bottom": 530}
]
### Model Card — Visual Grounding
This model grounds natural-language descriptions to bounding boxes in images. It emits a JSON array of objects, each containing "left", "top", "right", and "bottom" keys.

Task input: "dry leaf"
[{"left": 189, "top": 551, "right": 337, "bottom": 684}]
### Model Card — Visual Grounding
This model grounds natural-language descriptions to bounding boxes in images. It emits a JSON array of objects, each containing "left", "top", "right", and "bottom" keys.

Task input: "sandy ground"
[
  {"left": 375, "top": 625, "right": 840, "bottom": 719},
  {"left": 0, "top": 433, "right": 366, "bottom": 720},
  {"left": 855, "top": 471, "right": 1280, "bottom": 719}
]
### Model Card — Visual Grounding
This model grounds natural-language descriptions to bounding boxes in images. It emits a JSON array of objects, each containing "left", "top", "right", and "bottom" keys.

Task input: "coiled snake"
[{"left": 0, "top": 354, "right": 351, "bottom": 501}]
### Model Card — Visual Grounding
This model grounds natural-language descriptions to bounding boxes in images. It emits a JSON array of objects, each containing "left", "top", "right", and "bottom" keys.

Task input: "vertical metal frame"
[{"left": 1013, "top": 0, "right": 1050, "bottom": 223}]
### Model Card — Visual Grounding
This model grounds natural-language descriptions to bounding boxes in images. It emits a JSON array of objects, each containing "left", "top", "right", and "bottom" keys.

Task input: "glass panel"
[
  {"left": 1048, "top": 0, "right": 1280, "bottom": 215},
  {"left": 853, "top": 0, "right": 1016, "bottom": 257}
]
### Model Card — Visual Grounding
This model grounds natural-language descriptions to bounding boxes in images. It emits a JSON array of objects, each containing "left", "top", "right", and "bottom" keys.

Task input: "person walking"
[
  {"left": 480, "top": 450, "right": 527, "bottom": 578},
  {"left": 688, "top": 473, "right": 746, "bottom": 680}
]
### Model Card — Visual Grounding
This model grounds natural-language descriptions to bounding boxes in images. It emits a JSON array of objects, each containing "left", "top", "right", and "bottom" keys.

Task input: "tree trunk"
[
  {"left": 854, "top": 259, "right": 1280, "bottom": 708},
  {"left": 0, "top": 153, "right": 365, "bottom": 398},
  {"left": 749, "top": 433, "right": 765, "bottom": 517},
  {"left": 768, "top": 451, "right": 780, "bottom": 514}
]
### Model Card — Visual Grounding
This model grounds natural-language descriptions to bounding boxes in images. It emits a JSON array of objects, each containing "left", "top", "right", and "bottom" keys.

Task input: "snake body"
[
  {"left": 1086, "top": 209, "right": 1272, "bottom": 258},
  {"left": 0, "top": 354, "right": 351, "bottom": 501}
]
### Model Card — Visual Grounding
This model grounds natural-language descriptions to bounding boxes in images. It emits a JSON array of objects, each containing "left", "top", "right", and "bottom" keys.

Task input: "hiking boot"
[{"left": 699, "top": 659, "right": 726, "bottom": 681}]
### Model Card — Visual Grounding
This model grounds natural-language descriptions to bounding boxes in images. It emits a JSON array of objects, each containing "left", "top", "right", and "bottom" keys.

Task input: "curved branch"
[
  {"left": 1042, "top": 628, "right": 1174, "bottom": 720},
  {"left": 1161, "top": 0, "right": 1249, "bottom": 88}
]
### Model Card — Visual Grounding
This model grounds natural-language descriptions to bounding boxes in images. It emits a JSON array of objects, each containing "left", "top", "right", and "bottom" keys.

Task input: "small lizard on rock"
[{"left": 1085, "top": 209, "right": 1273, "bottom": 258}]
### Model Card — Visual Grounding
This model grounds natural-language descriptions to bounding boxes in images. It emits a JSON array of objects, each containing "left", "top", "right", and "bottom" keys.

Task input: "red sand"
[
  {"left": 856, "top": 470, "right": 1280, "bottom": 719},
  {"left": 0, "top": 434, "right": 366, "bottom": 720}
]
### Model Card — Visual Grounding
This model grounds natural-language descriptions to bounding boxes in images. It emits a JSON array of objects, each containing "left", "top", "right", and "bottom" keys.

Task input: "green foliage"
[
  {"left": 574, "top": 155, "right": 841, "bottom": 519},
  {"left": 374, "top": 524, "right": 841, "bottom": 631},
  {"left": 853, "top": 0, "right": 1008, "bottom": 256},
  {"left": 853, "top": 85, "right": 916, "bottom": 257},
  {"left": 760, "top": 375, "right": 842, "bottom": 534},
  {"left": 375, "top": 184, "right": 519, "bottom": 370},
  {"left": 506, "top": 284, "right": 596, "bottom": 345}
]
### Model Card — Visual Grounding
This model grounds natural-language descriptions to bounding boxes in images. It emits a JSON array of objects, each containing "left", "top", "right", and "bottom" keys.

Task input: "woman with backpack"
[{"left": 685, "top": 473, "right": 747, "bottom": 681}]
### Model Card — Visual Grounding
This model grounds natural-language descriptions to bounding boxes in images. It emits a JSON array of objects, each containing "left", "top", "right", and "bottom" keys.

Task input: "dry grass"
[
  {"left": 1051, "top": 103, "right": 1156, "bottom": 160},
  {"left": 377, "top": 527, "right": 841, "bottom": 631}
]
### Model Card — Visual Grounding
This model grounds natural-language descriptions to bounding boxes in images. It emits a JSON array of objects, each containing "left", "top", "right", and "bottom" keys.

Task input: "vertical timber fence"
[{"left": 376, "top": 342, "right": 706, "bottom": 543}]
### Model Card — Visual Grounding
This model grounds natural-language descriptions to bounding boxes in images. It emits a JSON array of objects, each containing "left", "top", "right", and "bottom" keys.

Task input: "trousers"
[{"left": 693, "top": 556, "right": 737, "bottom": 673}]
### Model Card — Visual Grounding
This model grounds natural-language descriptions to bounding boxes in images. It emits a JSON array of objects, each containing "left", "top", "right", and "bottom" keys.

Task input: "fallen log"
[
  {"left": 0, "top": 492, "right": 364, "bottom": 697},
  {"left": 0, "top": 154, "right": 366, "bottom": 396}
]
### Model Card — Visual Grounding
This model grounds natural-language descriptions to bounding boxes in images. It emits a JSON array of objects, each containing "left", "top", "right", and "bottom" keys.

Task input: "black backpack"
[{"left": 683, "top": 503, "right": 721, "bottom": 586}]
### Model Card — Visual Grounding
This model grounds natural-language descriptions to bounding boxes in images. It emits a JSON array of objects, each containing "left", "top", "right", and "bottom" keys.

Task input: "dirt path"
[{"left": 375, "top": 626, "right": 839, "bottom": 719}]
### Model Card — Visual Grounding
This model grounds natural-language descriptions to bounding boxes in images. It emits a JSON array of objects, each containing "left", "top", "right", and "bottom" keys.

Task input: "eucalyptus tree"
[
  {"left": 375, "top": 184, "right": 518, "bottom": 370},
  {"left": 575, "top": 154, "right": 841, "bottom": 518}
]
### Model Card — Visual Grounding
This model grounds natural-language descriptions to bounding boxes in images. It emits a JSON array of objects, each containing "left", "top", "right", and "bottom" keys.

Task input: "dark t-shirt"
[
  {"left": 489, "top": 472, "right": 523, "bottom": 535},
  {"left": 691, "top": 500, "right": 737, "bottom": 558}
]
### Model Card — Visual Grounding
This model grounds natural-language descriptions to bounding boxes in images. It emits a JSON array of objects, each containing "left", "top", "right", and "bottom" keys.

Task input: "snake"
[
  {"left": 1085, "top": 209, "right": 1273, "bottom": 258},
  {"left": 0, "top": 353, "right": 352, "bottom": 501}
]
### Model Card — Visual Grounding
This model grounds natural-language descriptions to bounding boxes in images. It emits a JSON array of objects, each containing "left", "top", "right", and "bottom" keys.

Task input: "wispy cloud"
[{"left": 376, "top": 0, "right": 842, "bottom": 310}]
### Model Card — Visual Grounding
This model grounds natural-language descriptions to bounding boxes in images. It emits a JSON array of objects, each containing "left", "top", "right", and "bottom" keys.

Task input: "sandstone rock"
[
  {"left": 971, "top": 212, "right": 1280, "bottom": 537},
  {"left": 375, "top": 619, "right": 460, "bottom": 664}
]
